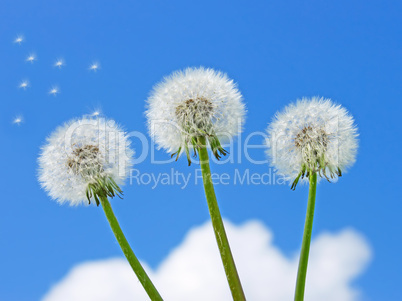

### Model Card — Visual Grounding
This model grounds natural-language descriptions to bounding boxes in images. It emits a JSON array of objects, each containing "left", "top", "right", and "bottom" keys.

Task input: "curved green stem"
[
  {"left": 100, "top": 196, "right": 163, "bottom": 301},
  {"left": 294, "top": 172, "right": 318, "bottom": 301},
  {"left": 197, "top": 136, "right": 246, "bottom": 301}
]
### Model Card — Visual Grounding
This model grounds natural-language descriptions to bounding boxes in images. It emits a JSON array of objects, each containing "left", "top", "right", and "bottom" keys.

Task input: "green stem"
[
  {"left": 294, "top": 172, "right": 318, "bottom": 301},
  {"left": 100, "top": 196, "right": 163, "bottom": 301},
  {"left": 197, "top": 136, "right": 246, "bottom": 301}
]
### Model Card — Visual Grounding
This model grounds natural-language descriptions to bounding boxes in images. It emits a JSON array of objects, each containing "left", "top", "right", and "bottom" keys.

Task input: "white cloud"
[{"left": 42, "top": 220, "right": 371, "bottom": 301}]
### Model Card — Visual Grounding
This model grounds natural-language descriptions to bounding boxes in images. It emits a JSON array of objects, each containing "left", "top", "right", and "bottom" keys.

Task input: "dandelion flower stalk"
[
  {"left": 294, "top": 171, "right": 317, "bottom": 301},
  {"left": 99, "top": 194, "right": 163, "bottom": 301},
  {"left": 38, "top": 116, "right": 163, "bottom": 301},
  {"left": 197, "top": 136, "right": 246, "bottom": 301},
  {"left": 147, "top": 67, "right": 246, "bottom": 300},
  {"left": 265, "top": 97, "right": 358, "bottom": 300}
]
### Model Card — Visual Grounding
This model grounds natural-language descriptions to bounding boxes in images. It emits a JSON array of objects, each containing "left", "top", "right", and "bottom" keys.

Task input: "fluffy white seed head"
[
  {"left": 266, "top": 97, "right": 358, "bottom": 186},
  {"left": 146, "top": 67, "right": 245, "bottom": 157},
  {"left": 38, "top": 116, "right": 134, "bottom": 206}
]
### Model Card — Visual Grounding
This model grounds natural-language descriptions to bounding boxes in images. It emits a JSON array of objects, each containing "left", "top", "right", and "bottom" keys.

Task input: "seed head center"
[
  {"left": 175, "top": 97, "right": 214, "bottom": 133},
  {"left": 67, "top": 144, "right": 103, "bottom": 177},
  {"left": 295, "top": 126, "right": 328, "bottom": 149}
]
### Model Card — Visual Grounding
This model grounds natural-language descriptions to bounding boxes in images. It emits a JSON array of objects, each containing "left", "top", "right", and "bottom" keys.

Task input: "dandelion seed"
[
  {"left": 89, "top": 62, "right": 100, "bottom": 71},
  {"left": 26, "top": 53, "right": 36, "bottom": 63},
  {"left": 146, "top": 67, "right": 245, "bottom": 164},
  {"left": 19, "top": 80, "right": 29, "bottom": 90},
  {"left": 265, "top": 97, "right": 358, "bottom": 189},
  {"left": 88, "top": 106, "right": 103, "bottom": 118},
  {"left": 38, "top": 116, "right": 134, "bottom": 206},
  {"left": 54, "top": 59, "right": 65, "bottom": 68},
  {"left": 49, "top": 86, "right": 59, "bottom": 96},
  {"left": 13, "top": 115, "right": 24, "bottom": 125},
  {"left": 14, "top": 35, "right": 24, "bottom": 44}
]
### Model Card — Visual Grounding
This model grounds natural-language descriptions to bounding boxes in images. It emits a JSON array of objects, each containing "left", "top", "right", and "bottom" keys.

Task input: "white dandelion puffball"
[
  {"left": 38, "top": 116, "right": 134, "bottom": 206},
  {"left": 146, "top": 67, "right": 245, "bottom": 156},
  {"left": 266, "top": 97, "right": 358, "bottom": 186}
]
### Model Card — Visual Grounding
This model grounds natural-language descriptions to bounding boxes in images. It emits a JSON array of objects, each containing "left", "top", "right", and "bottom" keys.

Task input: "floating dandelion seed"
[
  {"left": 26, "top": 53, "right": 36, "bottom": 63},
  {"left": 19, "top": 80, "right": 29, "bottom": 90},
  {"left": 13, "top": 115, "right": 24, "bottom": 125},
  {"left": 88, "top": 106, "right": 103, "bottom": 117},
  {"left": 49, "top": 86, "right": 59, "bottom": 96},
  {"left": 14, "top": 35, "right": 24, "bottom": 44},
  {"left": 265, "top": 97, "right": 358, "bottom": 189},
  {"left": 54, "top": 59, "right": 64, "bottom": 68},
  {"left": 89, "top": 62, "right": 100, "bottom": 71}
]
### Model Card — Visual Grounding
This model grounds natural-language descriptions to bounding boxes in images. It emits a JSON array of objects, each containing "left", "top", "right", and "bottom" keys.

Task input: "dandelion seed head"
[
  {"left": 38, "top": 116, "right": 134, "bottom": 206},
  {"left": 146, "top": 67, "right": 245, "bottom": 159},
  {"left": 265, "top": 97, "right": 358, "bottom": 186}
]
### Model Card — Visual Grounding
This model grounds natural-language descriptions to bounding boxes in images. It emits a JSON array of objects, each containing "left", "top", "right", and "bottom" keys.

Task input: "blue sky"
[{"left": 1, "top": 0, "right": 401, "bottom": 300}]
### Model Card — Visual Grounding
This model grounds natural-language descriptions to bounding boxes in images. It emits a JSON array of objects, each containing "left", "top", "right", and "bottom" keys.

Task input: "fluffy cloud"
[{"left": 42, "top": 220, "right": 371, "bottom": 301}]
